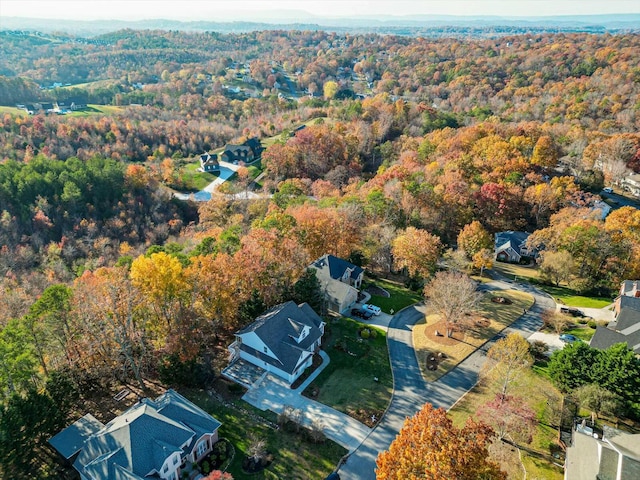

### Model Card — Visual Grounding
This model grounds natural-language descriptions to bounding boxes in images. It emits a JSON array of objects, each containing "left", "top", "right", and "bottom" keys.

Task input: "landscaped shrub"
[
  {"left": 529, "top": 340, "right": 549, "bottom": 359},
  {"left": 202, "top": 460, "right": 210, "bottom": 474},
  {"left": 588, "top": 320, "right": 597, "bottom": 329},
  {"left": 360, "top": 328, "right": 370, "bottom": 339},
  {"left": 228, "top": 383, "right": 245, "bottom": 394}
]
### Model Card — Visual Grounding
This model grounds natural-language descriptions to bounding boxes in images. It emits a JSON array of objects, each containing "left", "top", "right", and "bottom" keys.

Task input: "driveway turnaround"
[
  {"left": 241, "top": 351, "right": 371, "bottom": 452},
  {"left": 338, "top": 280, "right": 554, "bottom": 479}
]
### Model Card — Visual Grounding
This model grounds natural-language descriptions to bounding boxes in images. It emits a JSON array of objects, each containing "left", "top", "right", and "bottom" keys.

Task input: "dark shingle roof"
[
  {"left": 590, "top": 326, "right": 640, "bottom": 354},
  {"left": 51, "top": 390, "right": 221, "bottom": 480},
  {"left": 312, "top": 254, "right": 363, "bottom": 282},
  {"left": 237, "top": 301, "right": 324, "bottom": 374},
  {"left": 49, "top": 413, "right": 104, "bottom": 459},
  {"left": 494, "top": 231, "right": 530, "bottom": 251},
  {"left": 618, "top": 295, "right": 640, "bottom": 313}
]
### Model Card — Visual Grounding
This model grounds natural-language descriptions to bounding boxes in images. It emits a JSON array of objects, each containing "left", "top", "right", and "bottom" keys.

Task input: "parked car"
[
  {"left": 560, "top": 333, "right": 579, "bottom": 343},
  {"left": 603, "top": 187, "right": 613, "bottom": 194},
  {"left": 560, "top": 307, "right": 585, "bottom": 317},
  {"left": 362, "top": 304, "right": 382, "bottom": 316},
  {"left": 351, "top": 308, "right": 373, "bottom": 319}
]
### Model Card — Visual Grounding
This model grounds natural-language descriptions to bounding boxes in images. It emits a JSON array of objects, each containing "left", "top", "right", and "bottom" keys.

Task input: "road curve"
[{"left": 337, "top": 279, "right": 554, "bottom": 480}]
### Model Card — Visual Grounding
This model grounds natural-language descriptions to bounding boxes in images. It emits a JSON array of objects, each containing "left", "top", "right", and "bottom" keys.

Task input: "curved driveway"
[{"left": 338, "top": 279, "right": 555, "bottom": 479}]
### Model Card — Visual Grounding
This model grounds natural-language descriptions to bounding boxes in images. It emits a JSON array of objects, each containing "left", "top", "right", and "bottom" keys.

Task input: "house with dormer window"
[
  {"left": 225, "top": 301, "right": 325, "bottom": 385},
  {"left": 309, "top": 254, "right": 364, "bottom": 314},
  {"left": 48, "top": 390, "right": 221, "bottom": 480}
]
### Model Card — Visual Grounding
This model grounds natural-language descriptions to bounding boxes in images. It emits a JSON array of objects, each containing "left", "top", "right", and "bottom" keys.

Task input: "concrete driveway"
[
  {"left": 528, "top": 331, "right": 566, "bottom": 353},
  {"left": 242, "top": 372, "right": 371, "bottom": 452}
]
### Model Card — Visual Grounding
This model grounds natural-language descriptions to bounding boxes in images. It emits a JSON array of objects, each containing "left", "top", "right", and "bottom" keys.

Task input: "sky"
[{"left": 1, "top": 0, "right": 639, "bottom": 22}]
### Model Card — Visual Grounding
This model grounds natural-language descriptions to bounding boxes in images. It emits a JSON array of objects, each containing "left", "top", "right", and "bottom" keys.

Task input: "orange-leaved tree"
[{"left": 376, "top": 403, "right": 505, "bottom": 480}]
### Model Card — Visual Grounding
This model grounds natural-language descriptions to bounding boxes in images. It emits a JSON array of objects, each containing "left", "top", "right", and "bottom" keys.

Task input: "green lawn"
[
  {"left": 67, "top": 104, "right": 126, "bottom": 116},
  {"left": 184, "top": 389, "right": 346, "bottom": 479},
  {"left": 177, "top": 162, "right": 220, "bottom": 191},
  {"left": 362, "top": 277, "right": 423, "bottom": 314},
  {"left": 448, "top": 368, "right": 564, "bottom": 480},
  {"left": 303, "top": 317, "right": 392, "bottom": 422},
  {"left": 564, "top": 325, "right": 596, "bottom": 342},
  {"left": 536, "top": 284, "right": 613, "bottom": 308},
  {"left": 0, "top": 105, "right": 27, "bottom": 116}
]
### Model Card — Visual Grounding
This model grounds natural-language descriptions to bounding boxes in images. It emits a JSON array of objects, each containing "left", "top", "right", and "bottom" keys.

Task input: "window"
[
  {"left": 263, "top": 346, "right": 268, "bottom": 353},
  {"left": 197, "top": 440, "right": 207, "bottom": 458},
  {"left": 163, "top": 464, "right": 169, "bottom": 474},
  {"left": 173, "top": 455, "right": 178, "bottom": 465}
]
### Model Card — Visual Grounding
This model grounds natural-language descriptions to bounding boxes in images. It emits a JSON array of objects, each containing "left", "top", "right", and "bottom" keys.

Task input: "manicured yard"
[
  {"left": 303, "top": 317, "right": 392, "bottom": 425},
  {"left": 448, "top": 368, "right": 564, "bottom": 480},
  {"left": 0, "top": 105, "right": 27, "bottom": 116},
  {"left": 493, "top": 261, "right": 539, "bottom": 282},
  {"left": 184, "top": 389, "right": 346, "bottom": 479},
  {"left": 413, "top": 290, "right": 534, "bottom": 381},
  {"left": 536, "top": 284, "right": 613, "bottom": 308},
  {"left": 362, "top": 277, "right": 423, "bottom": 314},
  {"left": 68, "top": 104, "right": 126, "bottom": 116},
  {"left": 564, "top": 324, "right": 596, "bottom": 342},
  {"left": 178, "top": 162, "right": 220, "bottom": 191}
]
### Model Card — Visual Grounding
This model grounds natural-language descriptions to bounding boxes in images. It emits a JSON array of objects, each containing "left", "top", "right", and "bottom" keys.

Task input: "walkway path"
[
  {"left": 241, "top": 350, "right": 372, "bottom": 452},
  {"left": 337, "top": 278, "right": 554, "bottom": 479}
]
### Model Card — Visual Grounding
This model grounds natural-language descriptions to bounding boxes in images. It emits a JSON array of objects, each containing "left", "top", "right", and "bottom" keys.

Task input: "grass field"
[
  {"left": 178, "top": 162, "right": 220, "bottom": 191},
  {"left": 413, "top": 290, "right": 534, "bottom": 381},
  {"left": 304, "top": 317, "right": 392, "bottom": 422},
  {"left": 0, "top": 105, "right": 27, "bottom": 116},
  {"left": 363, "top": 277, "right": 423, "bottom": 314},
  {"left": 448, "top": 368, "right": 564, "bottom": 480},
  {"left": 185, "top": 389, "right": 346, "bottom": 479},
  {"left": 564, "top": 324, "right": 597, "bottom": 342}
]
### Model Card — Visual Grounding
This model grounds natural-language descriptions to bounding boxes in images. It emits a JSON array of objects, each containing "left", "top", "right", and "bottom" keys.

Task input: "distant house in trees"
[
  {"left": 565, "top": 424, "right": 640, "bottom": 480},
  {"left": 622, "top": 174, "right": 640, "bottom": 197},
  {"left": 590, "top": 280, "right": 640, "bottom": 354},
  {"left": 48, "top": 389, "right": 222, "bottom": 480},
  {"left": 494, "top": 231, "right": 536, "bottom": 263},
  {"left": 225, "top": 301, "right": 325, "bottom": 385},
  {"left": 221, "top": 145, "right": 254, "bottom": 164},
  {"left": 309, "top": 254, "right": 363, "bottom": 314},
  {"left": 220, "top": 137, "right": 263, "bottom": 165},
  {"left": 199, "top": 152, "right": 220, "bottom": 172}
]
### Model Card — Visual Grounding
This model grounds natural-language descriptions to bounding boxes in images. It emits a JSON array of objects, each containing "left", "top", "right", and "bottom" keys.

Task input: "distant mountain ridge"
[{"left": 2, "top": 14, "right": 639, "bottom": 37}]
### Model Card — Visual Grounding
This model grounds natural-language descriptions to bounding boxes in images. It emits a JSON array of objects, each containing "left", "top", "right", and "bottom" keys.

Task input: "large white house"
[
  {"left": 48, "top": 390, "right": 221, "bottom": 480},
  {"left": 226, "top": 301, "right": 325, "bottom": 385}
]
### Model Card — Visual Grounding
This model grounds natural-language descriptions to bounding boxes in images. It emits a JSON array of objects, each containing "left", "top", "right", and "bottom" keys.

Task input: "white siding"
[{"left": 238, "top": 332, "right": 276, "bottom": 359}]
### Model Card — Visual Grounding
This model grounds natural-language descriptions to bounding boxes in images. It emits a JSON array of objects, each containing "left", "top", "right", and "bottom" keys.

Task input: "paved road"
[{"left": 338, "top": 279, "right": 554, "bottom": 479}]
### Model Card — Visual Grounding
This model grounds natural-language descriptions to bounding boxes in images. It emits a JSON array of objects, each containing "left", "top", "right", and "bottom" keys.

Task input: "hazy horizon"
[{"left": 2, "top": 0, "right": 640, "bottom": 22}]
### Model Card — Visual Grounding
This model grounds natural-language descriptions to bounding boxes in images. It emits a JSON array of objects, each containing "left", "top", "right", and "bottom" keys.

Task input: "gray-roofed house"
[
  {"left": 565, "top": 424, "right": 640, "bottom": 480},
  {"left": 199, "top": 152, "right": 220, "bottom": 172},
  {"left": 48, "top": 389, "right": 221, "bottom": 480},
  {"left": 220, "top": 144, "right": 254, "bottom": 164},
  {"left": 590, "top": 280, "right": 640, "bottom": 354},
  {"left": 309, "top": 254, "right": 364, "bottom": 314},
  {"left": 494, "top": 231, "right": 536, "bottom": 263},
  {"left": 226, "top": 301, "right": 325, "bottom": 385}
]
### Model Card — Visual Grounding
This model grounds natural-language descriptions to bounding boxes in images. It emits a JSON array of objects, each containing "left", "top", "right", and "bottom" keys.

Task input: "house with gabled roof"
[
  {"left": 199, "top": 152, "right": 220, "bottom": 172},
  {"left": 494, "top": 231, "right": 536, "bottom": 263},
  {"left": 590, "top": 280, "right": 640, "bottom": 355},
  {"left": 309, "top": 254, "right": 363, "bottom": 314},
  {"left": 225, "top": 301, "right": 325, "bottom": 385},
  {"left": 565, "top": 424, "right": 640, "bottom": 480},
  {"left": 48, "top": 389, "right": 221, "bottom": 480}
]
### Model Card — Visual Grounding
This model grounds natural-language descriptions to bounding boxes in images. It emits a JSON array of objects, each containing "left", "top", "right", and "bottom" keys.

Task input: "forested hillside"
[{"left": 1, "top": 28, "right": 640, "bottom": 479}]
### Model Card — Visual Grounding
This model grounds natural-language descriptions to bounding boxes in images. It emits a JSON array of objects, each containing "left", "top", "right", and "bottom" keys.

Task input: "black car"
[
  {"left": 560, "top": 307, "right": 585, "bottom": 317},
  {"left": 351, "top": 308, "right": 373, "bottom": 319}
]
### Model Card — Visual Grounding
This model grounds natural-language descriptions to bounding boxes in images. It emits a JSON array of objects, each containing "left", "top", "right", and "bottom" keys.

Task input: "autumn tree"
[
  {"left": 538, "top": 250, "right": 576, "bottom": 286},
  {"left": 423, "top": 271, "right": 482, "bottom": 337},
  {"left": 130, "top": 252, "right": 191, "bottom": 346},
  {"left": 531, "top": 135, "right": 559, "bottom": 169},
  {"left": 484, "top": 333, "right": 534, "bottom": 397},
  {"left": 473, "top": 248, "right": 494, "bottom": 276},
  {"left": 202, "top": 471, "right": 233, "bottom": 480},
  {"left": 476, "top": 393, "right": 537, "bottom": 444},
  {"left": 376, "top": 403, "right": 505, "bottom": 480},
  {"left": 457, "top": 220, "right": 492, "bottom": 257},
  {"left": 574, "top": 384, "right": 624, "bottom": 422},
  {"left": 392, "top": 227, "right": 442, "bottom": 279}
]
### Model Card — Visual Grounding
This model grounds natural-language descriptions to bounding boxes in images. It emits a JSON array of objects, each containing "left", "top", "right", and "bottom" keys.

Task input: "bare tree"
[
  {"left": 423, "top": 271, "right": 482, "bottom": 337},
  {"left": 541, "top": 310, "right": 571, "bottom": 335}
]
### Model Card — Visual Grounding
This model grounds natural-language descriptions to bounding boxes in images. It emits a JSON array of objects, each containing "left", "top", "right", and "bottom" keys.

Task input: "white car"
[
  {"left": 603, "top": 187, "right": 613, "bottom": 194},
  {"left": 362, "top": 304, "right": 381, "bottom": 316}
]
